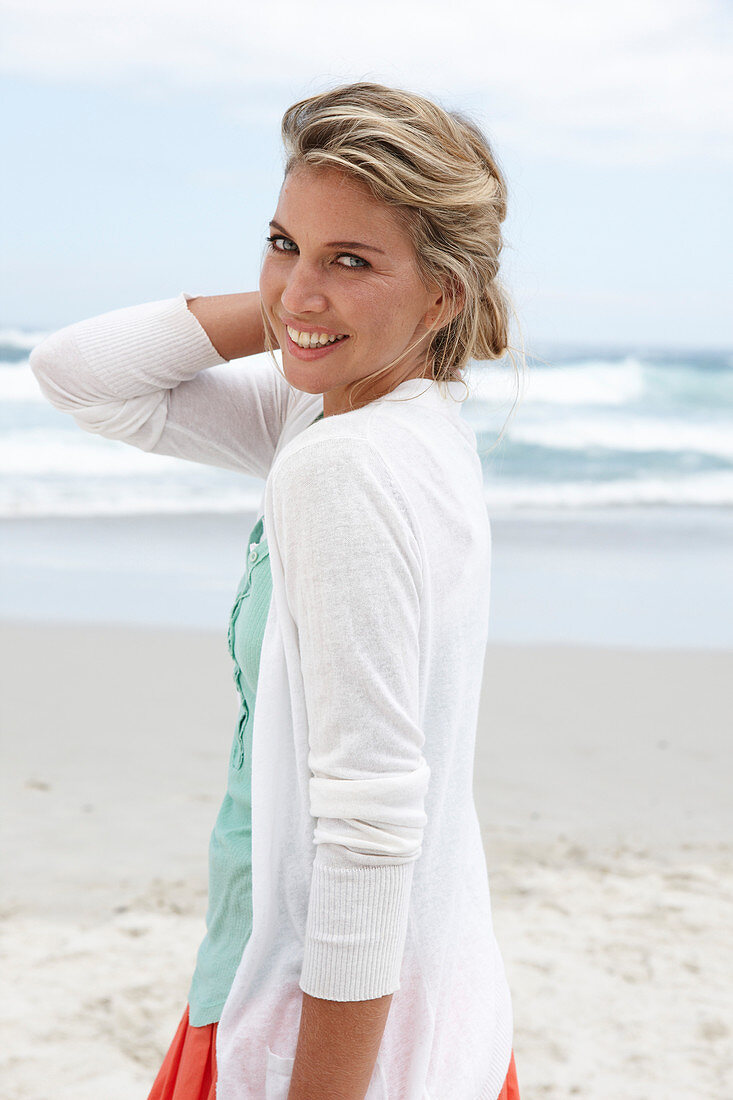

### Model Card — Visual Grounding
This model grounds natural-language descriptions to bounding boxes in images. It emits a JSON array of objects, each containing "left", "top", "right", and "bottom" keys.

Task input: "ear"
[{"left": 423, "top": 275, "right": 465, "bottom": 333}]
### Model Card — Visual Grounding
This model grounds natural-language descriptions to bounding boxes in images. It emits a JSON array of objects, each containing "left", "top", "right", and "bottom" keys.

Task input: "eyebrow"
[{"left": 269, "top": 220, "right": 385, "bottom": 255}]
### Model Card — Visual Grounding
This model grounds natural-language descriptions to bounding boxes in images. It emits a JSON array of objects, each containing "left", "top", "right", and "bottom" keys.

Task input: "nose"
[{"left": 279, "top": 257, "right": 329, "bottom": 317}]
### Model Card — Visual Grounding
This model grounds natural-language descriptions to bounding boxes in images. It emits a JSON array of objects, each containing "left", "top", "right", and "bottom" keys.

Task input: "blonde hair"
[{"left": 261, "top": 81, "right": 527, "bottom": 446}]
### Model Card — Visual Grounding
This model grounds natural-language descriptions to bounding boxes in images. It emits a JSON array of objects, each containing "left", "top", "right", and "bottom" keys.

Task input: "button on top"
[{"left": 248, "top": 546, "right": 258, "bottom": 563}]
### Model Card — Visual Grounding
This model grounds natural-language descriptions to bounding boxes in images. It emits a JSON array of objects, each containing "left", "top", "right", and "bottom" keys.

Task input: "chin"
[{"left": 280, "top": 366, "right": 326, "bottom": 396}]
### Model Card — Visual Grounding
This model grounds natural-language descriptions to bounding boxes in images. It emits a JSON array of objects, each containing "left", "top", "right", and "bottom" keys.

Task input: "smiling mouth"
[{"left": 285, "top": 324, "right": 349, "bottom": 349}]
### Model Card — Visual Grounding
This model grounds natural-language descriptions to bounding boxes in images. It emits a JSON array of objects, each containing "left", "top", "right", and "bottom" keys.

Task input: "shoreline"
[{"left": 3, "top": 505, "right": 733, "bottom": 648}]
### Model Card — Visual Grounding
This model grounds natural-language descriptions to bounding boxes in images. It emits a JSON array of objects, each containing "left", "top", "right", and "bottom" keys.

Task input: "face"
[{"left": 259, "top": 164, "right": 448, "bottom": 417}]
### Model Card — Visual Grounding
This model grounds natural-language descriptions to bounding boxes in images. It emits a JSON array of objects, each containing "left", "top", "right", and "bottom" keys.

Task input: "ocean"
[
  {"left": 2, "top": 328, "right": 732, "bottom": 647},
  {"left": 3, "top": 331, "right": 733, "bottom": 517}
]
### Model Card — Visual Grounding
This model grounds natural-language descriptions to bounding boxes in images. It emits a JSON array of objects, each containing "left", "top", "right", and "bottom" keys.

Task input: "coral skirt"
[{"left": 147, "top": 1003, "right": 520, "bottom": 1100}]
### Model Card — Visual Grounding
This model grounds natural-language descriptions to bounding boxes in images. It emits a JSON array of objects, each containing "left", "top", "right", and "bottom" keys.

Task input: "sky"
[{"left": 1, "top": 0, "right": 731, "bottom": 350}]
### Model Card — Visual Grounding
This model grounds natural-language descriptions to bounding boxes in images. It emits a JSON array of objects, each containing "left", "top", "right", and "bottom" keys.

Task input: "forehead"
[{"left": 275, "top": 164, "right": 412, "bottom": 247}]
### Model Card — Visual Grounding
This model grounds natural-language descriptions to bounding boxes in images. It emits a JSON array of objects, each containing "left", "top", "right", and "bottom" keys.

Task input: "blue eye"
[
  {"left": 265, "top": 235, "right": 369, "bottom": 270},
  {"left": 336, "top": 253, "right": 368, "bottom": 269},
  {"left": 266, "top": 235, "right": 297, "bottom": 252}
]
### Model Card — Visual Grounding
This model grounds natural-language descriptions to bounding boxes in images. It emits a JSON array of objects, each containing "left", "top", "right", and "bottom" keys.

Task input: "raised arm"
[
  {"left": 185, "top": 291, "right": 266, "bottom": 361},
  {"left": 29, "top": 291, "right": 293, "bottom": 480}
]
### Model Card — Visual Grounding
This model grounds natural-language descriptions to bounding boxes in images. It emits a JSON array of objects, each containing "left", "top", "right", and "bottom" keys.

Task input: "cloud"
[{"left": 1, "top": 0, "right": 730, "bottom": 165}]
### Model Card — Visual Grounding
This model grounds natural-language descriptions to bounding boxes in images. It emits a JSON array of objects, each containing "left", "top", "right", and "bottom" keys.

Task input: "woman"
[{"left": 30, "top": 82, "right": 522, "bottom": 1100}]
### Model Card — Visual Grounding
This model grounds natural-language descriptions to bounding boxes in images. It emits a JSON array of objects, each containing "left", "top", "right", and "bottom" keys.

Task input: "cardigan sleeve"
[
  {"left": 270, "top": 437, "right": 430, "bottom": 1001},
  {"left": 28, "top": 292, "right": 291, "bottom": 479}
]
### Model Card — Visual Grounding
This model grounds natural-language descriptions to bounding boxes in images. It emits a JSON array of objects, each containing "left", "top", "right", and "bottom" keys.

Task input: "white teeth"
[{"left": 287, "top": 325, "right": 347, "bottom": 349}]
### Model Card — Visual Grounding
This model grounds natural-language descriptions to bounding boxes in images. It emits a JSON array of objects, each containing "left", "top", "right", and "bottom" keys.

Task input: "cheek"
[
  {"left": 258, "top": 260, "right": 277, "bottom": 302},
  {"left": 354, "top": 285, "right": 410, "bottom": 340},
  {"left": 364, "top": 272, "right": 427, "bottom": 334},
  {"left": 258, "top": 266, "right": 284, "bottom": 339},
  {"left": 370, "top": 299, "right": 421, "bottom": 344}
]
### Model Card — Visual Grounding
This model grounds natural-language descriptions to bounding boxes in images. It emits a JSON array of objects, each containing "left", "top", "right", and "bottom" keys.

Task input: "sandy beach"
[{"left": 2, "top": 618, "right": 731, "bottom": 1099}]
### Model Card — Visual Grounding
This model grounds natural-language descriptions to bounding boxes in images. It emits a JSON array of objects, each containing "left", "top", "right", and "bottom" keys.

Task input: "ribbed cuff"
[
  {"left": 71, "top": 291, "right": 227, "bottom": 397},
  {"left": 299, "top": 857, "right": 415, "bottom": 1001}
]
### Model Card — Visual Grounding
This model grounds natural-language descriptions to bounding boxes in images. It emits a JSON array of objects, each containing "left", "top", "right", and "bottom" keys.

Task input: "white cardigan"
[{"left": 29, "top": 293, "right": 513, "bottom": 1100}]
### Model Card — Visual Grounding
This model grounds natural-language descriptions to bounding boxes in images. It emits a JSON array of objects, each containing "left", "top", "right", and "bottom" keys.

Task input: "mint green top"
[{"left": 187, "top": 411, "right": 324, "bottom": 1026}]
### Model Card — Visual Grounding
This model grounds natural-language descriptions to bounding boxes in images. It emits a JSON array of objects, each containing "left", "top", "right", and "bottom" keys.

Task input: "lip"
[
  {"left": 283, "top": 327, "right": 351, "bottom": 360},
  {"left": 279, "top": 317, "right": 348, "bottom": 338}
]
